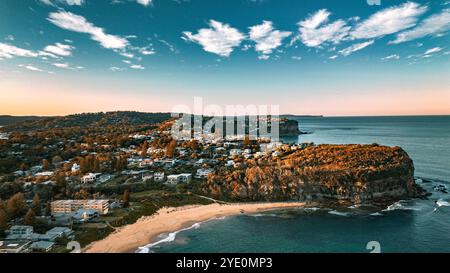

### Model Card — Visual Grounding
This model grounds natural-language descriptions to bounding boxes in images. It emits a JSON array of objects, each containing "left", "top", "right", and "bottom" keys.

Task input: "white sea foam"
[
  {"left": 382, "top": 200, "right": 421, "bottom": 212},
  {"left": 433, "top": 199, "right": 450, "bottom": 212},
  {"left": 370, "top": 212, "right": 383, "bottom": 216},
  {"left": 328, "top": 210, "right": 351, "bottom": 217},
  {"left": 304, "top": 207, "right": 320, "bottom": 212},
  {"left": 436, "top": 199, "right": 450, "bottom": 207},
  {"left": 137, "top": 222, "right": 201, "bottom": 253}
]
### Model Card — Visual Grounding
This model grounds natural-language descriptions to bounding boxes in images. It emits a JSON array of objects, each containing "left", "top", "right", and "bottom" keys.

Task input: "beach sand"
[{"left": 84, "top": 202, "right": 306, "bottom": 253}]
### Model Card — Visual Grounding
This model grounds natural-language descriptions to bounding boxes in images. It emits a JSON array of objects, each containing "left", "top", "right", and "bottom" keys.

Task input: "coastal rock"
[
  {"left": 203, "top": 144, "right": 426, "bottom": 204},
  {"left": 279, "top": 119, "right": 303, "bottom": 136}
]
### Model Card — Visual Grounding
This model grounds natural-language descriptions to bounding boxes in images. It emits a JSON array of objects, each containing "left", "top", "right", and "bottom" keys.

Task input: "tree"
[
  {"left": 0, "top": 209, "right": 8, "bottom": 233},
  {"left": 165, "top": 139, "right": 177, "bottom": 158},
  {"left": 44, "top": 202, "right": 51, "bottom": 217},
  {"left": 74, "top": 189, "right": 90, "bottom": 200},
  {"left": 6, "top": 193, "right": 27, "bottom": 219},
  {"left": 141, "top": 141, "right": 149, "bottom": 156},
  {"left": 23, "top": 209, "right": 36, "bottom": 226},
  {"left": 243, "top": 135, "right": 250, "bottom": 147},
  {"left": 20, "top": 163, "right": 28, "bottom": 172},
  {"left": 93, "top": 157, "right": 100, "bottom": 172},
  {"left": 79, "top": 158, "right": 88, "bottom": 174},
  {"left": 189, "top": 139, "right": 199, "bottom": 151},
  {"left": 42, "top": 159, "right": 50, "bottom": 171},
  {"left": 31, "top": 194, "right": 41, "bottom": 215},
  {"left": 122, "top": 189, "right": 130, "bottom": 207}
]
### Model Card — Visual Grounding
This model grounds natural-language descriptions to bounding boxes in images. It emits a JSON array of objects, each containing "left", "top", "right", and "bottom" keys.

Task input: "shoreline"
[{"left": 83, "top": 202, "right": 307, "bottom": 253}]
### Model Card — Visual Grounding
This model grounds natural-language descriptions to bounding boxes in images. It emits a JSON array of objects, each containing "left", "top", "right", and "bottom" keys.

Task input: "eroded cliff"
[{"left": 203, "top": 144, "right": 426, "bottom": 204}]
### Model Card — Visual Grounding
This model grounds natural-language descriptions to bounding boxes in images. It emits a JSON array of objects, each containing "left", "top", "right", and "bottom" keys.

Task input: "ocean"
[{"left": 141, "top": 116, "right": 450, "bottom": 253}]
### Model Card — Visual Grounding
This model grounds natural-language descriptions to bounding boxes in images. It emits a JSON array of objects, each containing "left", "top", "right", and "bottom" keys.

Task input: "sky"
[{"left": 0, "top": 0, "right": 449, "bottom": 116}]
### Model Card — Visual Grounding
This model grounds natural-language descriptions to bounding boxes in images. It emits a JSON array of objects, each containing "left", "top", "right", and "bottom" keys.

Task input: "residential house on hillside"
[{"left": 166, "top": 174, "right": 192, "bottom": 185}]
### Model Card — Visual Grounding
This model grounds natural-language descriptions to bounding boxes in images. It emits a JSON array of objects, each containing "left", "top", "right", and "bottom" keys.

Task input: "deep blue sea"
[{"left": 141, "top": 116, "right": 450, "bottom": 253}]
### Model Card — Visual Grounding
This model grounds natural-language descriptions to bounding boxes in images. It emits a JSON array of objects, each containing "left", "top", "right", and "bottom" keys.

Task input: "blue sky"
[{"left": 0, "top": 0, "right": 449, "bottom": 116}]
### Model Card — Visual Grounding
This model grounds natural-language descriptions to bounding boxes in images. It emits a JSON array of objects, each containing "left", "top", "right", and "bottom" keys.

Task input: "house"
[
  {"left": 154, "top": 172, "right": 165, "bottom": 182},
  {"left": 196, "top": 168, "right": 214, "bottom": 179},
  {"left": 51, "top": 199, "right": 109, "bottom": 215},
  {"left": 30, "top": 241, "right": 55, "bottom": 252},
  {"left": 225, "top": 160, "right": 235, "bottom": 167},
  {"left": 6, "top": 225, "right": 34, "bottom": 239},
  {"left": 13, "top": 170, "right": 25, "bottom": 176},
  {"left": 139, "top": 159, "right": 153, "bottom": 168},
  {"left": 272, "top": 151, "right": 282, "bottom": 157},
  {"left": 224, "top": 142, "right": 239, "bottom": 148},
  {"left": 46, "top": 227, "right": 74, "bottom": 238},
  {"left": 5, "top": 225, "right": 72, "bottom": 243},
  {"left": 72, "top": 209, "right": 99, "bottom": 223},
  {"left": 98, "top": 174, "right": 113, "bottom": 184},
  {"left": 81, "top": 173, "right": 101, "bottom": 183},
  {"left": 0, "top": 240, "right": 32, "bottom": 253},
  {"left": 35, "top": 171, "right": 54, "bottom": 177},
  {"left": 229, "top": 149, "right": 242, "bottom": 156},
  {"left": 71, "top": 163, "right": 80, "bottom": 173},
  {"left": 166, "top": 174, "right": 192, "bottom": 185},
  {"left": 142, "top": 174, "right": 153, "bottom": 182},
  {"left": 30, "top": 165, "right": 43, "bottom": 174}
]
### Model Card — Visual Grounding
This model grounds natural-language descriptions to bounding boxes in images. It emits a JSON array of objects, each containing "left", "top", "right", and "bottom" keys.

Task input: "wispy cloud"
[
  {"left": 249, "top": 21, "right": 291, "bottom": 58},
  {"left": 0, "top": 42, "right": 38, "bottom": 58},
  {"left": 293, "top": 9, "right": 350, "bottom": 47},
  {"left": 424, "top": 47, "right": 443, "bottom": 55},
  {"left": 40, "top": 0, "right": 84, "bottom": 6},
  {"left": 182, "top": 20, "right": 245, "bottom": 57},
  {"left": 390, "top": 9, "right": 450, "bottom": 44},
  {"left": 339, "top": 40, "right": 374, "bottom": 56},
  {"left": 44, "top": 43, "right": 74, "bottom": 56},
  {"left": 18, "top": 64, "right": 52, "bottom": 74},
  {"left": 130, "top": 64, "right": 145, "bottom": 70},
  {"left": 48, "top": 11, "right": 129, "bottom": 50},
  {"left": 136, "top": 0, "right": 152, "bottom": 6},
  {"left": 382, "top": 54, "right": 400, "bottom": 60},
  {"left": 351, "top": 2, "right": 427, "bottom": 39}
]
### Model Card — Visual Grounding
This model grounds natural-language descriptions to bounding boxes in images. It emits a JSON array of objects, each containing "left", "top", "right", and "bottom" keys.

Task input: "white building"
[
  {"left": 154, "top": 172, "right": 165, "bottom": 182},
  {"left": 51, "top": 199, "right": 109, "bottom": 215},
  {"left": 196, "top": 168, "right": 214, "bottom": 178},
  {"left": 229, "top": 149, "right": 242, "bottom": 156},
  {"left": 166, "top": 174, "right": 192, "bottom": 185},
  {"left": 71, "top": 163, "right": 80, "bottom": 173},
  {"left": 81, "top": 173, "right": 101, "bottom": 183},
  {"left": 34, "top": 171, "right": 54, "bottom": 177},
  {"left": 142, "top": 174, "right": 153, "bottom": 182}
]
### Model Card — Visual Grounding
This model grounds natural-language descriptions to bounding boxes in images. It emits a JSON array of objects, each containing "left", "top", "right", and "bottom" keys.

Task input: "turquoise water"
[{"left": 142, "top": 116, "right": 450, "bottom": 253}]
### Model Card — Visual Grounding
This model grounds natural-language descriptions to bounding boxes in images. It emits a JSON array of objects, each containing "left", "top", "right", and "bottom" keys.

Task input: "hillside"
[
  {"left": 0, "top": 115, "right": 47, "bottom": 126},
  {"left": 1, "top": 111, "right": 173, "bottom": 132}
]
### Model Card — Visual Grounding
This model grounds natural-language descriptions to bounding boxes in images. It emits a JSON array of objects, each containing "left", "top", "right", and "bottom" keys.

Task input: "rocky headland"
[{"left": 203, "top": 144, "right": 427, "bottom": 205}]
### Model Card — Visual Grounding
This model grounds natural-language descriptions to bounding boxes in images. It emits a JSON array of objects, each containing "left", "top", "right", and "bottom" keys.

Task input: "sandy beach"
[{"left": 84, "top": 202, "right": 306, "bottom": 253}]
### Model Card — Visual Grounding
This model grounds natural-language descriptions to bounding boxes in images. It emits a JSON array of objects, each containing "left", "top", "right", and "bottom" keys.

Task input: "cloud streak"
[
  {"left": 351, "top": 2, "right": 427, "bottom": 39},
  {"left": 48, "top": 11, "right": 129, "bottom": 50},
  {"left": 390, "top": 9, "right": 450, "bottom": 44}
]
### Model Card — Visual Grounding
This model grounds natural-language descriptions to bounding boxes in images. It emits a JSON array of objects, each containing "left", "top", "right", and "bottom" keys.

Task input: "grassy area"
[
  {"left": 74, "top": 226, "right": 114, "bottom": 248},
  {"left": 72, "top": 190, "right": 213, "bottom": 250}
]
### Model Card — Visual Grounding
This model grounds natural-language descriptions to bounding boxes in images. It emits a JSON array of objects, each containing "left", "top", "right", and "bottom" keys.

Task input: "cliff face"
[
  {"left": 279, "top": 119, "right": 302, "bottom": 136},
  {"left": 203, "top": 144, "right": 425, "bottom": 204}
]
